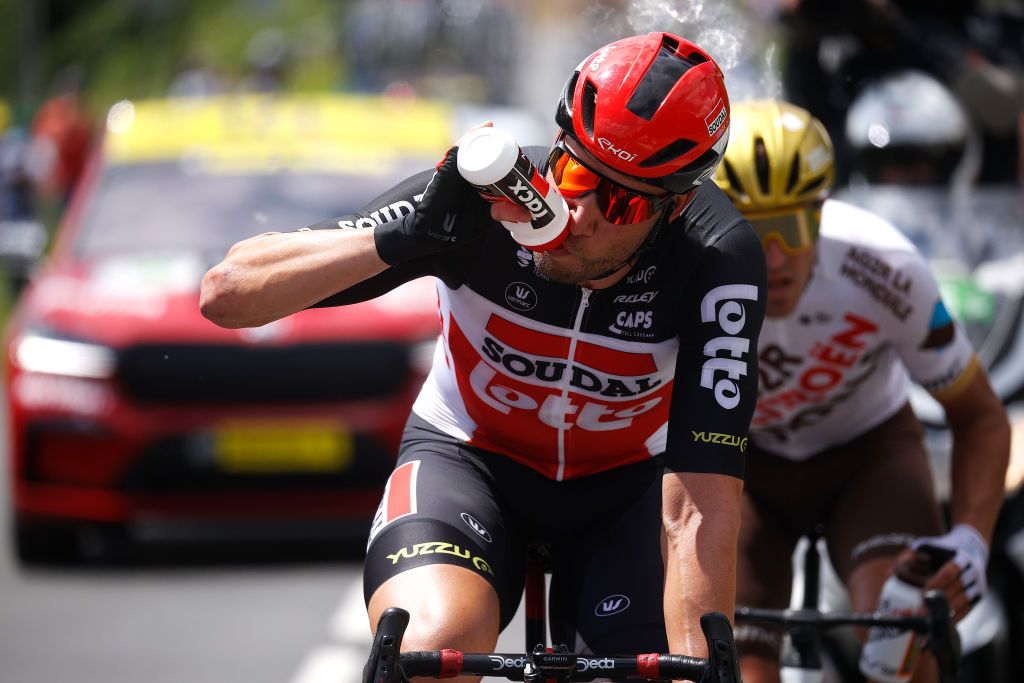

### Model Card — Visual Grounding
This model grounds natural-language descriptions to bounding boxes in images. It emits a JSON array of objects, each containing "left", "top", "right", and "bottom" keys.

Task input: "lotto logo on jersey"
[{"left": 699, "top": 284, "right": 758, "bottom": 409}]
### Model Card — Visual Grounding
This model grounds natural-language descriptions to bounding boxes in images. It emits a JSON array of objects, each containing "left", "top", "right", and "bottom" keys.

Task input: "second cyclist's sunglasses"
[
  {"left": 746, "top": 201, "right": 823, "bottom": 254},
  {"left": 544, "top": 134, "right": 677, "bottom": 225}
]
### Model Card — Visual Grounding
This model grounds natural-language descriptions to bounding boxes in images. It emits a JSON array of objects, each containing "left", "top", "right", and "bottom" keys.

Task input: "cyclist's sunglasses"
[
  {"left": 747, "top": 202, "right": 823, "bottom": 254},
  {"left": 544, "top": 135, "right": 676, "bottom": 225}
]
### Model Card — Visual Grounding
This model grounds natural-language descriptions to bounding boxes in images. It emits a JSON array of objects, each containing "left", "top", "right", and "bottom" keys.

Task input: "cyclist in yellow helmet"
[{"left": 716, "top": 100, "right": 1009, "bottom": 683}]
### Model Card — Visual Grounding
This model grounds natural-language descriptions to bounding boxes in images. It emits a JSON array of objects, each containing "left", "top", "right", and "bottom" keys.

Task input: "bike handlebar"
[
  {"left": 735, "top": 591, "right": 961, "bottom": 683},
  {"left": 364, "top": 607, "right": 742, "bottom": 682}
]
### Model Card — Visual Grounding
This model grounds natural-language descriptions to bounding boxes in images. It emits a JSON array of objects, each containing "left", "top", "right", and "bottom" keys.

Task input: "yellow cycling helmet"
[{"left": 714, "top": 99, "right": 834, "bottom": 213}]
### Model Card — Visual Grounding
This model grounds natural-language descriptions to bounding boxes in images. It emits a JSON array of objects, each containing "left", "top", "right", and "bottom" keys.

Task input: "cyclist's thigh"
[
  {"left": 363, "top": 416, "right": 526, "bottom": 631},
  {"left": 825, "top": 404, "right": 944, "bottom": 602},
  {"left": 735, "top": 445, "right": 805, "bottom": 660},
  {"left": 736, "top": 443, "right": 816, "bottom": 611},
  {"left": 547, "top": 457, "right": 668, "bottom": 656}
]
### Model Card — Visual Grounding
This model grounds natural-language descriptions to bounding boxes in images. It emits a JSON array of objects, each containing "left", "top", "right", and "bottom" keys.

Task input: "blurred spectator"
[
  {"left": 30, "top": 65, "right": 94, "bottom": 206},
  {"left": 844, "top": 69, "right": 981, "bottom": 187},
  {"left": 775, "top": 0, "right": 1024, "bottom": 185},
  {"left": 0, "top": 121, "right": 47, "bottom": 296},
  {"left": 343, "top": 0, "right": 519, "bottom": 103},
  {"left": 169, "top": 53, "right": 228, "bottom": 99}
]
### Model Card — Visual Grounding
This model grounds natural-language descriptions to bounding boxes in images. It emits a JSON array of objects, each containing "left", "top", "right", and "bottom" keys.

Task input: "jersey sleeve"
[
  {"left": 887, "top": 249, "right": 978, "bottom": 401},
  {"left": 304, "top": 168, "right": 483, "bottom": 307},
  {"left": 666, "top": 222, "right": 766, "bottom": 478}
]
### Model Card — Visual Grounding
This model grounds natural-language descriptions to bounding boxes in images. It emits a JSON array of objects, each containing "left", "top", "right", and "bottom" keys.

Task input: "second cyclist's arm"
[
  {"left": 661, "top": 218, "right": 766, "bottom": 658},
  {"left": 939, "top": 364, "right": 1010, "bottom": 543}
]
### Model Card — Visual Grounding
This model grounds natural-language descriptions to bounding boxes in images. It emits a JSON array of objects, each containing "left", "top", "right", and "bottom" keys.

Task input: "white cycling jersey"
[{"left": 752, "top": 198, "right": 977, "bottom": 460}]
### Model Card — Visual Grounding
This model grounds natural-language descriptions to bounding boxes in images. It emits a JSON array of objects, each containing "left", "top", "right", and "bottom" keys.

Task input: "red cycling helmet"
[{"left": 555, "top": 32, "right": 731, "bottom": 195}]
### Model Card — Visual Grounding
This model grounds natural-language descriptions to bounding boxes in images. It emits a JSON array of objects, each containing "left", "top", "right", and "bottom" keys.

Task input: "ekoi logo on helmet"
[
  {"left": 705, "top": 99, "right": 728, "bottom": 137},
  {"left": 597, "top": 137, "right": 638, "bottom": 162}
]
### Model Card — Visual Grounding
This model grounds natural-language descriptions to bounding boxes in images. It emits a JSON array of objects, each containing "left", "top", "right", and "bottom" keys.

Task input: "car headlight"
[{"left": 13, "top": 333, "right": 118, "bottom": 379}]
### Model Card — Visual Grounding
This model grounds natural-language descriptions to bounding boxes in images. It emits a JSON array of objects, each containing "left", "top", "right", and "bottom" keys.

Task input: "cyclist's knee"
[
  {"left": 367, "top": 564, "right": 500, "bottom": 652},
  {"left": 735, "top": 624, "right": 783, "bottom": 683}
]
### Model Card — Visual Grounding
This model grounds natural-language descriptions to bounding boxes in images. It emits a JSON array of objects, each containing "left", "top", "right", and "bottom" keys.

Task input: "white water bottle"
[
  {"left": 456, "top": 127, "right": 572, "bottom": 251},
  {"left": 858, "top": 562, "right": 928, "bottom": 683}
]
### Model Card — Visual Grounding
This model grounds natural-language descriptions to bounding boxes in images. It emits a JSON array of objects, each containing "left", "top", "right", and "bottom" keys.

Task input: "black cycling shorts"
[{"left": 364, "top": 414, "right": 670, "bottom": 656}]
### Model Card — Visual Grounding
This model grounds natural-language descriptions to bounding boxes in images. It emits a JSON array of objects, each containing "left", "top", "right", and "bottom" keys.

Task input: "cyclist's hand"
[
  {"left": 914, "top": 524, "right": 989, "bottom": 617},
  {"left": 374, "top": 143, "right": 489, "bottom": 265}
]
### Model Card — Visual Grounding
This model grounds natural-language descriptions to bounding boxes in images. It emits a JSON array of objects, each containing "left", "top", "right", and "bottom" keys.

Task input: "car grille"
[{"left": 117, "top": 341, "right": 412, "bottom": 403}]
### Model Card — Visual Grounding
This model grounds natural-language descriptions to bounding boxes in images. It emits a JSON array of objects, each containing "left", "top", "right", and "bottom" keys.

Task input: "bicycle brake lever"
[
  {"left": 363, "top": 608, "right": 411, "bottom": 683},
  {"left": 699, "top": 612, "right": 741, "bottom": 683}
]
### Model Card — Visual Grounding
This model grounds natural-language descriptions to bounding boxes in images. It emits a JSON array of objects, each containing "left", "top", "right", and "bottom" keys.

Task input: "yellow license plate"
[{"left": 213, "top": 422, "right": 353, "bottom": 473}]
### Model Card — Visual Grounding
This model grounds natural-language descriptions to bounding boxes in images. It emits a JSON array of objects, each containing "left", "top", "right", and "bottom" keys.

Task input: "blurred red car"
[{"left": 3, "top": 93, "right": 544, "bottom": 563}]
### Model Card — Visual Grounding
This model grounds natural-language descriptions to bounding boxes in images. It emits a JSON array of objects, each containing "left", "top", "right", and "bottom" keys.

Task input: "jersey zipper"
[{"left": 556, "top": 288, "right": 591, "bottom": 480}]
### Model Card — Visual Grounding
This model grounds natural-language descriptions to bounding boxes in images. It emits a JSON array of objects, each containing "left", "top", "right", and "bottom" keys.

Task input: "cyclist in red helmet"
[{"left": 202, "top": 32, "right": 765, "bottom": 675}]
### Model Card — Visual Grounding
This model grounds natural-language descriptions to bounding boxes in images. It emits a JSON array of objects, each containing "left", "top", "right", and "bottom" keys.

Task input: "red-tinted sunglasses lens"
[{"left": 546, "top": 145, "right": 663, "bottom": 225}]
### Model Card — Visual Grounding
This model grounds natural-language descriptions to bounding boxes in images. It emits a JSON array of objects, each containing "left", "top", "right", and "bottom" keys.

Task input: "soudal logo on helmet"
[
  {"left": 705, "top": 99, "right": 728, "bottom": 137},
  {"left": 588, "top": 46, "right": 614, "bottom": 72},
  {"left": 597, "top": 137, "right": 638, "bottom": 162}
]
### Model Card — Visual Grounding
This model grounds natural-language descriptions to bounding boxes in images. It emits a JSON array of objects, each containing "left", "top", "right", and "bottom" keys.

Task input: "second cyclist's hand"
[
  {"left": 374, "top": 145, "right": 488, "bottom": 265},
  {"left": 915, "top": 524, "right": 989, "bottom": 620}
]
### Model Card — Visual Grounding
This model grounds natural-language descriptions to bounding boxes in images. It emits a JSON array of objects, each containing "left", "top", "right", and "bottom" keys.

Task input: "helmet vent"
[
  {"left": 785, "top": 153, "right": 801, "bottom": 194},
  {"left": 581, "top": 79, "right": 598, "bottom": 138},
  {"left": 722, "top": 160, "right": 748, "bottom": 200},
  {"left": 754, "top": 138, "right": 771, "bottom": 195},
  {"left": 799, "top": 175, "right": 826, "bottom": 195},
  {"left": 626, "top": 46, "right": 698, "bottom": 121},
  {"left": 638, "top": 138, "right": 697, "bottom": 168}
]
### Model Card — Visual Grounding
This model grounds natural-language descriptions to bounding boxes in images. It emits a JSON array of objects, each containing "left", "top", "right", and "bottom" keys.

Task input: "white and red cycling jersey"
[
  {"left": 753, "top": 198, "right": 976, "bottom": 460},
  {"left": 311, "top": 148, "right": 767, "bottom": 481}
]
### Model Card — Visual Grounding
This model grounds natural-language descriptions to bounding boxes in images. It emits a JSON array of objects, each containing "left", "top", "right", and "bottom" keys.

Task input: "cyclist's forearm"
[
  {"left": 200, "top": 227, "right": 387, "bottom": 329},
  {"left": 944, "top": 370, "right": 1010, "bottom": 541},
  {"left": 949, "top": 408, "right": 1010, "bottom": 541},
  {"left": 661, "top": 472, "right": 741, "bottom": 659}
]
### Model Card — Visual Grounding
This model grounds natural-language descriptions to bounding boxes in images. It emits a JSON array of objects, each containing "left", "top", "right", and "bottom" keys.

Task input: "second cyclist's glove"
[
  {"left": 374, "top": 146, "right": 486, "bottom": 265},
  {"left": 913, "top": 523, "right": 989, "bottom": 605}
]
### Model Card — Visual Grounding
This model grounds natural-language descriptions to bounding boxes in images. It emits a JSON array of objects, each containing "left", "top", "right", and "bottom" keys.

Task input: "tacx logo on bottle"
[
  {"left": 594, "top": 594, "right": 631, "bottom": 617},
  {"left": 700, "top": 284, "right": 759, "bottom": 409},
  {"left": 492, "top": 156, "right": 555, "bottom": 228}
]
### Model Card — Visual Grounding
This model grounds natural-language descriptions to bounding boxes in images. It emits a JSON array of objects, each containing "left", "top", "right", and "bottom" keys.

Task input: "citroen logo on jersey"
[
  {"left": 595, "top": 594, "right": 631, "bottom": 617},
  {"left": 460, "top": 512, "right": 492, "bottom": 543},
  {"left": 700, "top": 284, "right": 758, "bottom": 409},
  {"left": 504, "top": 282, "right": 538, "bottom": 311}
]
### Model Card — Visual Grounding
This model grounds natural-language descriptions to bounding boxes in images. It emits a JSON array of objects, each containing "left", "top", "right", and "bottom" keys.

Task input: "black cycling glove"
[{"left": 374, "top": 145, "right": 488, "bottom": 265}]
